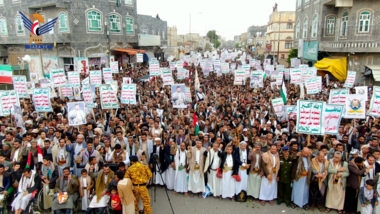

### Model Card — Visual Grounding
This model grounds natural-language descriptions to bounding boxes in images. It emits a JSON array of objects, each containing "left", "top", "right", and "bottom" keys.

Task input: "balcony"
[{"left": 319, "top": 24, "right": 380, "bottom": 52}]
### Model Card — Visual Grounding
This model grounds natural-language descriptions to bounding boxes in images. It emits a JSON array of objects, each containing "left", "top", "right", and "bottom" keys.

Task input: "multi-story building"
[
  {"left": 0, "top": 0, "right": 167, "bottom": 76},
  {"left": 294, "top": 0, "right": 380, "bottom": 84},
  {"left": 266, "top": 9, "right": 296, "bottom": 65},
  {"left": 166, "top": 26, "right": 179, "bottom": 58}
]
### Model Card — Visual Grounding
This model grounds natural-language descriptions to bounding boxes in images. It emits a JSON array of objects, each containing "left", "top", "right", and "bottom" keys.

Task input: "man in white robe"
[
  {"left": 174, "top": 142, "right": 188, "bottom": 196},
  {"left": 247, "top": 143, "right": 263, "bottom": 200},
  {"left": 204, "top": 142, "right": 222, "bottom": 197},
  {"left": 234, "top": 141, "right": 250, "bottom": 195},
  {"left": 187, "top": 141, "right": 207, "bottom": 198},
  {"left": 11, "top": 168, "right": 40, "bottom": 214},
  {"left": 291, "top": 147, "right": 312, "bottom": 208},
  {"left": 259, "top": 144, "right": 280, "bottom": 205}
]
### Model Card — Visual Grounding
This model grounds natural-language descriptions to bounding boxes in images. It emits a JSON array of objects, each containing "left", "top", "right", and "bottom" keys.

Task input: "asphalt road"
[{"left": 150, "top": 188, "right": 325, "bottom": 214}]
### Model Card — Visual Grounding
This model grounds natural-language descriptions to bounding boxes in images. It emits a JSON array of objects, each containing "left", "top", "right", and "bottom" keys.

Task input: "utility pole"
[{"left": 277, "top": 12, "right": 281, "bottom": 65}]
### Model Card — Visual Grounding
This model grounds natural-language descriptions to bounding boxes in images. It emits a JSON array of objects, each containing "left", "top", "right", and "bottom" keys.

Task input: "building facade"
[
  {"left": 0, "top": 0, "right": 167, "bottom": 76},
  {"left": 294, "top": 0, "right": 380, "bottom": 84},
  {"left": 266, "top": 10, "right": 296, "bottom": 64}
]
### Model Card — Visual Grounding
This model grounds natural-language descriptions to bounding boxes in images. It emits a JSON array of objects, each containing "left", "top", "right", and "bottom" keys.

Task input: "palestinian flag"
[
  {"left": 281, "top": 82, "right": 287, "bottom": 104},
  {"left": 26, "top": 151, "right": 32, "bottom": 169},
  {"left": 0, "top": 65, "right": 13, "bottom": 84},
  {"left": 194, "top": 103, "right": 199, "bottom": 135},
  {"left": 37, "top": 146, "right": 43, "bottom": 163},
  {"left": 187, "top": 69, "right": 192, "bottom": 83}
]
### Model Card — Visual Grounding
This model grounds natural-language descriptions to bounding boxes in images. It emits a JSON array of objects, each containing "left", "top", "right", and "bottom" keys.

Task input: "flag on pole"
[
  {"left": 281, "top": 82, "right": 287, "bottom": 104},
  {"left": 187, "top": 69, "right": 192, "bottom": 83},
  {"left": 37, "top": 146, "right": 43, "bottom": 163},
  {"left": 194, "top": 103, "right": 200, "bottom": 136},
  {"left": 0, "top": 65, "right": 13, "bottom": 84},
  {"left": 26, "top": 151, "right": 32, "bottom": 169},
  {"left": 194, "top": 69, "right": 200, "bottom": 91}
]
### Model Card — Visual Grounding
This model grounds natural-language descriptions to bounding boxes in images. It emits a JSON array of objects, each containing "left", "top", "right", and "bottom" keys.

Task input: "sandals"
[
  {"left": 198, "top": 194, "right": 202, "bottom": 198},
  {"left": 338, "top": 210, "right": 345, "bottom": 214},
  {"left": 261, "top": 201, "right": 266, "bottom": 206},
  {"left": 291, "top": 204, "right": 298, "bottom": 209},
  {"left": 269, "top": 200, "right": 274, "bottom": 205},
  {"left": 325, "top": 208, "right": 330, "bottom": 213},
  {"left": 184, "top": 192, "right": 188, "bottom": 197}
]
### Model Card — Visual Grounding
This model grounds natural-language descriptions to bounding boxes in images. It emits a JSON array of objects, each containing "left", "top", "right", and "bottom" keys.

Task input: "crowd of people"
[{"left": 0, "top": 50, "right": 378, "bottom": 214}]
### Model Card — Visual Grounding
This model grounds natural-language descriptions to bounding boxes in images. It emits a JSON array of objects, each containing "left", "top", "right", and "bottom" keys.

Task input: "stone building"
[
  {"left": 294, "top": 0, "right": 380, "bottom": 84},
  {"left": 0, "top": 0, "right": 167, "bottom": 77},
  {"left": 266, "top": 9, "right": 296, "bottom": 65}
]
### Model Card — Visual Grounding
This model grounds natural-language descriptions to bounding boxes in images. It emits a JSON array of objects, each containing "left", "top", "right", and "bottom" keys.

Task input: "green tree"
[
  {"left": 206, "top": 30, "right": 221, "bottom": 49},
  {"left": 235, "top": 43, "right": 241, "bottom": 48},
  {"left": 287, "top": 48, "right": 298, "bottom": 64}
]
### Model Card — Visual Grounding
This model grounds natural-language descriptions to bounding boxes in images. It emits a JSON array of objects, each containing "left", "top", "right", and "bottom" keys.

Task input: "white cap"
[
  {"left": 154, "top": 138, "right": 161, "bottom": 141},
  {"left": 243, "top": 128, "right": 248, "bottom": 132}
]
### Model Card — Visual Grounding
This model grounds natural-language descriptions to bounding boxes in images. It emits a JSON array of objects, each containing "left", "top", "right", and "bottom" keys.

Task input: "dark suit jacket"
[
  {"left": 233, "top": 147, "right": 251, "bottom": 175},
  {"left": 347, "top": 161, "right": 366, "bottom": 190},
  {"left": 1, "top": 174, "right": 10, "bottom": 191},
  {"left": 219, "top": 151, "right": 238, "bottom": 176},
  {"left": 150, "top": 145, "right": 167, "bottom": 173},
  {"left": 359, "top": 187, "right": 378, "bottom": 206}
]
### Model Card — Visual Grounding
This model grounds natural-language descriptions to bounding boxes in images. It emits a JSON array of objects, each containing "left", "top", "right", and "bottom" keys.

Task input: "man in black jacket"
[{"left": 11, "top": 167, "right": 41, "bottom": 214}]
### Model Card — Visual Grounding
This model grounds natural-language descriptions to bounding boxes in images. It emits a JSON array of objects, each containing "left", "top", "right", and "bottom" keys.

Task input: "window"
[
  {"left": 286, "top": 23, "right": 293, "bottom": 29},
  {"left": 303, "top": 18, "right": 308, "bottom": 38},
  {"left": 125, "top": 0, "right": 132, "bottom": 5},
  {"left": 285, "top": 41, "right": 292, "bottom": 49},
  {"left": 59, "top": 11, "right": 69, "bottom": 32},
  {"left": 296, "top": 20, "right": 300, "bottom": 38},
  {"left": 311, "top": 15, "right": 318, "bottom": 38},
  {"left": 326, "top": 16, "right": 335, "bottom": 35},
  {"left": 0, "top": 18, "right": 7, "bottom": 36},
  {"left": 109, "top": 14, "right": 121, "bottom": 33},
  {"left": 126, "top": 17, "right": 133, "bottom": 34},
  {"left": 162, "top": 30, "right": 165, "bottom": 39},
  {"left": 305, "top": 0, "right": 310, "bottom": 4},
  {"left": 297, "top": 0, "right": 302, "bottom": 7},
  {"left": 140, "top": 25, "right": 148, "bottom": 34},
  {"left": 87, "top": 10, "right": 102, "bottom": 32},
  {"left": 15, "top": 15, "right": 24, "bottom": 35},
  {"left": 0, "top": 0, "right": 3, "bottom": 5},
  {"left": 341, "top": 12, "right": 348, "bottom": 37},
  {"left": 359, "top": 11, "right": 371, "bottom": 33}
]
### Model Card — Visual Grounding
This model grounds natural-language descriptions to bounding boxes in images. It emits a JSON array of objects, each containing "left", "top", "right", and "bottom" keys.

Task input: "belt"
[
  {"left": 210, "top": 168, "right": 217, "bottom": 171},
  {"left": 133, "top": 183, "right": 147, "bottom": 186}
]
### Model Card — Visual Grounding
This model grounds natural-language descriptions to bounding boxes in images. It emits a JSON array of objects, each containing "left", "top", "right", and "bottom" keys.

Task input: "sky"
[{"left": 137, "top": 0, "right": 296, "bottom": 40}]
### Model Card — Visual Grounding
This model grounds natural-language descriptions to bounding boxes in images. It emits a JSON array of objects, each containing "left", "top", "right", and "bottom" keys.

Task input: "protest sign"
[
  {"left": 276, "top": 73, "right": 283, "bottom": 86},
  {"left": 74, "top": 57, "right": 89, "bottom": 74},
  {"left": 302, "top": 67, "right": 317, "bottom": 83},
  {"left": 344, "top": 71, "right": 356, "bottom": 88},
  {"left": 50, "top": 69, "right": 66, "bottom": 87},
  {"left": 176, "top": 61, "right": 184, "bottom": 69},
  {"left": 171, "top": 84, "right": 187, "bottom": 108},
  {"left": 82, "top": 84, "right": 95, "bottom": 108},
  {"left": 137, "top": 53, "right": 143, "bottom": 63},
  {"left": 12, "top": 76, "right": 28, "bottom": 98},
  {"left": 329, "top": 89, "right": 349, "bottom": 105},
  {"left": 32, "top": 88, "right": 52, "bottom": 112},
  {"left": 60, "top": 84, "right": 73, "bottom": 99},
  {"left": 283, "top": 69, "right": 290, "bottom": 80},
  {"left": 177, "top": 69, "right": 186, "bottom": 80},
  {"left": 290, "top": 69, "right": 302, "bottom": 84},
  {"left": 162, "top": 69, "right": 173, "bottom": 86},
  {"left": 368, "top": 86, "right": 380, "bottom": 117},
  {"left": 296, "top": 100, "right": 324, "bottom": 135},
  {"left": 285, "top": 105, "right": 297, "bottom": 120},
  {"left": 322, "top": 104, "right": 344, "bottom": 135},
  {"left": 242, "top": 65, "right": 250, "bottom": 78},
  {"left": 13, "top": 105, "right": 23, "bottom": 128},
  {"left": 169, "top": 62, "right": 176, "bottom": 71},
  {"left": 149, "top": 61, "right": 160, "bottom": 76},
  {"left": 344, "top": 94, "right": 366, "bottom": 119},
  {"left": 0, "top": 90, "right": 19, "bottom": 116},
  {"left": 82, "top": 77, "right": 89, "bottom": 85},
  {"left": 221, "top": 63, "right": 229, "bottom": 73},
  {"left": 68, "top": 72, "right": 80, "bottom": 87},
  {"left": 355, "top": 86, "right": 368, "bottom": 101},
  {"left": 103, "top": 68, "right": 113, "bottom": 82},
  {"left": 30, "top": 73, "right": 38, "bottom": 83},
  {"left": 99, "top": 84, "right": 120, "bottom": 109},
  {"left": 234, "top": 70, "right": 246, "bottom": 85},
  {"left": 123, "top": 77, "right": 132, "bottom": 84},
  {"left": 90, "top": 70, "right": 102, "bottom": 86},
  {"left": 73, "top": 86, "right": 81, "bottom": 100},
  {"left": 305, "top": 76, "right": 322, "bottom": 94},
  {"left": 106, "top": 80, "right": 118, "bottom": 94},
  {"left": 185, "top": 87, "right": 192, "bottom": 103},
  {"left": 291, "top": 58, "right": 301, "bottom": 68},
  {"left": 26, "top": 82, "right": 35, "bottom": 94},
  {"left": 121, "top": 84, "right": 136, "bottom": 104},
  {"left": 272, "top": 98, "right": 284, "bottom": 116},
  {"left": 249, "top": 59, "right": 255, "bottom": 67},
  {"left": 250, "top": 70, "right": 263, "bottom": 88},
  {"left": 110, "top": 61, "right": 119, "bottom": 73},
  {"left": 67, "top": 102, "right": 86, "bottom": 126}
]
